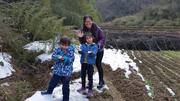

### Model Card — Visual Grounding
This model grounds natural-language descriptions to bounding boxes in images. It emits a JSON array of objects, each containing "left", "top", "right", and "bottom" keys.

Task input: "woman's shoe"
[{"left": 97, "top": 84, "right": 105, "bottom": 90}]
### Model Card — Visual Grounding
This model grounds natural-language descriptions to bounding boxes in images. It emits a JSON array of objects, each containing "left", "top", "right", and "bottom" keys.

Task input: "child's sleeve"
[
  {"left": 63, "top": 46, "right": 75, "bottom": 63},
  {"left": 52, "top": 48, "right": 61, "bottom": 61},
  {"left": 88, "top": 45, "right": 98, "bottom": 57},
  {"left": 97, "top": 28, "right": 105, "bottom": 49},
  {"left": 78, "top": 45, "right": 84, "bottom": 54}
]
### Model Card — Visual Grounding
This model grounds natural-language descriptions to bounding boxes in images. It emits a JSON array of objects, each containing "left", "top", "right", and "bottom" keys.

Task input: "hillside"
[
  {"left": 104, "top": 0, "right": 180, "bottom": 26},
  {"left": 96, "top": 0, "right": 155, "bottom": 21}
]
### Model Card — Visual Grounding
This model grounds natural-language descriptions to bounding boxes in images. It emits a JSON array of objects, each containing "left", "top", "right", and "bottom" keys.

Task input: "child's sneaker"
[
  {"left": 77, "top": 87, "right": 86, "bottom": 95},
  {"left": 41, "top": 90, "right": 52, "bottom": 95},
  {"left": 87, "top": 90, "right": 93, "bottom": 97}
]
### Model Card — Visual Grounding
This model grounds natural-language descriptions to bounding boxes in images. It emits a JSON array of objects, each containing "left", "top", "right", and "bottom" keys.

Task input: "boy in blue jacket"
[
  {"left": 77, "top": 34, "right": 98, "bottom": 97},
  {"left": 41, "top": 37, "right": 75, "bottom": 101}
]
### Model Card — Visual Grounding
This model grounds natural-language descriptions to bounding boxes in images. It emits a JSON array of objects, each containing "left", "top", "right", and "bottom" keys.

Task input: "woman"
[{"left": 75, "top": 15, "right": 106, "bottom": 89}]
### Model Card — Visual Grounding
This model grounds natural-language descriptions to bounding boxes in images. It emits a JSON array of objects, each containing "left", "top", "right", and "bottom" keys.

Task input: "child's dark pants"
[
  {"left": 81, "top": 63, "right": 94, "bottom": 90},
  {"left": 47, "top": 74, "right": 70, "bottom": 101}
]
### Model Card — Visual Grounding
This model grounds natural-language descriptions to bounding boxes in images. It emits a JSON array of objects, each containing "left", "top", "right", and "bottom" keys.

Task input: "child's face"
[
  {"left": 86, "top": 36, "right": 93, "bottom": 44},
  {"left": 60, "top": 44, "right": 69, "bottom": 50}
]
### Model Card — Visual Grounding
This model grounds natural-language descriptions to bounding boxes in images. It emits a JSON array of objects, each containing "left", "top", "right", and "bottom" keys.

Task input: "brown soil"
[
  {"left": 90, "top": 64, "right": 151, "bottom": 101},
  {"left": 127, "top": 50, "right": 180, "bottom": 101},
  {"left": 105, "top": 31, "right": 180, "bottom": 51}
]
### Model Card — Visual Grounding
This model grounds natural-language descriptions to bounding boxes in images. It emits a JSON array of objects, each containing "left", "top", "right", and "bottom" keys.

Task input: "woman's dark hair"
[
  {"left": 83, "top": 15, "right": 93, "bottom": 23},
  {"left": 59, "top": 37, "right": 71, "bottom": 46},
  {"left": 82, "top": 15, "right": 98, "bottom": 35}
]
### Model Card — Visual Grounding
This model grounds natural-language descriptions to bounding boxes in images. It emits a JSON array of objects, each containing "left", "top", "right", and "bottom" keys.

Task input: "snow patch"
[
  {"left": 166, "top": 87, "right": 175, "bottom": 97},
  {"left": 25, "top": 73, "right": 106, "bottom": 101},
  {"left": 1, "top": 82, "right": 10, "bottom": 87},
  {"left": 36, "top": 53, "right": 52, "bottom": 62},
  {"left": 24, "top": 41, "right": 52, "bottom": 53},
  {"left": 102, "top": 49, "right": 139, "bottom": 78},
  {"left": 72, "top": 54, "right": 81, "bottom": 73},
  {"left": 137, "top": 72, "right": 154, "bottom": 98},
  {"left": 0, "top": 53, "right": 15, "bottom": 79},
  {"left": 139, "top": 60, "right": 142, "bottom": 63},
  {"left": 137, "top": 73, "right": 145, "bottom": 81},
  {"left": 131, "top": 51, "right": 137, "bottom": 60}
]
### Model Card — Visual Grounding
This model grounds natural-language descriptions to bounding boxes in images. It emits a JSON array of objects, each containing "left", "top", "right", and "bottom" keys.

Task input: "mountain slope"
[
  {"left": 104, "top": 0, "right": 180, "bottom": 26},
  {"left": 96, "top": 0, "right": 154, "bottom": 21}
]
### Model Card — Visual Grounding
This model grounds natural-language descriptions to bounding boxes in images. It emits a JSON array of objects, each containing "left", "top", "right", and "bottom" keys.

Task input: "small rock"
[{"left": 1, "top": 82, "right": 10, "bottom": 87}]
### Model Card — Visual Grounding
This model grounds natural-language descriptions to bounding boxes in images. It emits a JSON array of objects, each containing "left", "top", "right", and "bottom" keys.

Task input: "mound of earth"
[{"left": 105, "top": 30, "right": 180, "bottom": 51}]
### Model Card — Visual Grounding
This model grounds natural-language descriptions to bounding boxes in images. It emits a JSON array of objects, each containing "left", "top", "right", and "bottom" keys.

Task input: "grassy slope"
[{"left": 163, "top": 51, "right": 180, "bottom": 59}]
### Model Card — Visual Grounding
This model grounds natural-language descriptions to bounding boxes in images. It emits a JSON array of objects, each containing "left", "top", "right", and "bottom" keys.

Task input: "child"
[
  {"left": 41, "top": 37, "right": 75, "bottom": 101},
  {"left": 77, "top": 34, "right": 98, "bottom": 97}
]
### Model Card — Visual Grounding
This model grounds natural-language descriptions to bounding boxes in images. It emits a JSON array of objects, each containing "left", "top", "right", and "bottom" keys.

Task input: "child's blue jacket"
[
  {"left": 79, "top": 43, "right": 98, "bottom": 64},
  {"left": 52, "top": 45, "right": 75, "bottom": 77}
]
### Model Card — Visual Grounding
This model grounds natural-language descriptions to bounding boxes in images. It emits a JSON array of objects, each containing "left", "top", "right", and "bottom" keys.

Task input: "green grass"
[{"left": 162, "top": 51, "right": 180, "bottom": 59}]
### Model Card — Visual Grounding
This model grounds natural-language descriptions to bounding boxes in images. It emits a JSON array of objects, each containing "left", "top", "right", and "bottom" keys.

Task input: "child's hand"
[
  {"left": 60, "top": 57, "right": 64, "bottom": 61},
  {"left": 88, "top": 51, "right": 93, "bottom": 54},
  {"left": 88, "top": 51, "right": 94, "bottom": 56},
  {"left": 77, "top": 47, "right": 81, "bottom": 51},
  {"left": 58, "top": 55, "right": 64, "bottom": 61},
  {"left": 75, "top": 45, "right": 83, "bottom": 54}
]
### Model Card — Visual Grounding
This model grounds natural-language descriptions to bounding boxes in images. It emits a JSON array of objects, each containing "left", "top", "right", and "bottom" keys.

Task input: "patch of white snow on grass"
[
  {"left": 166, "top": 87, "right": 175, "bottom": 97},
  {"left": 36, "top": 53, "right": 53, "bottom": 62},
  {"left": 138, "top": 71, "right": 154, "bottom": 98},
  {"left": 24, "top": 41, "right": 52, "bottom": 53},
  {"left": 1, "top": 82, "right": 10, "bottom": 87},
  {"left": 102, "top": 49, "right": 139, "bottom": 78},
  {"left": 0, "top": 53, "right": 15, "bottom": 79}
]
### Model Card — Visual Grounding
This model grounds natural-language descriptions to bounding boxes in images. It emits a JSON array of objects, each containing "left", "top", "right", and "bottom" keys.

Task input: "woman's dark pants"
[{"left": 96, "top": 50, "right": 105, "bottom": 85}]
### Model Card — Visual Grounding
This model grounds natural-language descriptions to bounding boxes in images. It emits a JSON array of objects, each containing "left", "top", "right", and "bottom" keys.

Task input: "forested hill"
[
  {"left": 102, "top": 0, "right": 180, "bottom": 26},
  {"left": 96, "top": 0, "right": 155, "bottom": 21},
  {"left": 0, "top": 0, "right": 101, "bottom": 40}
]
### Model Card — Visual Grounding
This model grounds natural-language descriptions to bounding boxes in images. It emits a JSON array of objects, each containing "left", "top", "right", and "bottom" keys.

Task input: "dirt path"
[
  {"left": 90, "top": 66, "right": 124, "bottom": 101},
  {"left": 103, "top": 67, "right": 125, "bottom": 101}
]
